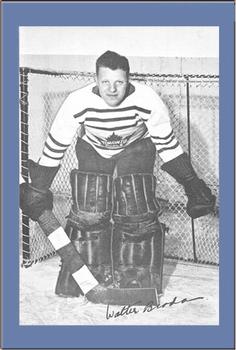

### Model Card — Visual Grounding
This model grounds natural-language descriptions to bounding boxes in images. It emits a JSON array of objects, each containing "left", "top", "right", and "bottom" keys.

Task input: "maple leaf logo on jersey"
[
  {"left": 105, "top": 132, "right": 123, "bottom": 146},
  {"left": 93, "top": 132, "right": 132, "bottom": 149}
]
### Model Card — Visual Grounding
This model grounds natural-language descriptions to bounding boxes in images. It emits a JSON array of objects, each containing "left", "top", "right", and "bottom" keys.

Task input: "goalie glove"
[
  {"left": 20, "top": 160, "right": 60, "bottom": 221},
  {"left": 161, "top": 153, "right": 216, "bottom": 219}
]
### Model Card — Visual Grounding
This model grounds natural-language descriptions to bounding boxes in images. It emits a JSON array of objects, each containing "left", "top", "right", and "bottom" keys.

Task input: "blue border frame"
[{"left": 2, "top": 2, "right": 235, "bottom": 349}]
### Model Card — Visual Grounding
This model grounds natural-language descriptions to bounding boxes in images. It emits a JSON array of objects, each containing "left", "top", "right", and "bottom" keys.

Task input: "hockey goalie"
[{"left": 20, "top": 51, "right": 216, "bottom": 305}]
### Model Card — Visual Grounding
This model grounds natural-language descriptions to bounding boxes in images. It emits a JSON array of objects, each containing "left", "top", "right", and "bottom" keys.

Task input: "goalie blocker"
[{"left": 161, "top": 153, "right": 216, "bottom": 219}]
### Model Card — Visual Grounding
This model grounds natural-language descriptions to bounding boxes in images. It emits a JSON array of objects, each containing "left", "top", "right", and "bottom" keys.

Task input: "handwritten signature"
[{"left": 106, "top": 296, "right": 204, "bottom": 320}]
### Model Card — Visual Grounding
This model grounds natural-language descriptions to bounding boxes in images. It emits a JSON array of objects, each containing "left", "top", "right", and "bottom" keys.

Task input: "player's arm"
[
  {"left": 145, "top": 92, "right": 216, "bottom": 219},
  {"left": 20, "top": 92, "right": 82, "bottom": 221},
  {"left": 39, "top": 92, "right": 83, "bottom": 167}
]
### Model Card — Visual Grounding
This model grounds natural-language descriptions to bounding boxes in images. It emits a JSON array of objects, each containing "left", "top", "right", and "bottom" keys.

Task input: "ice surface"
[{"left": 20, "top": 257, "right": 219, "bottom": 325}]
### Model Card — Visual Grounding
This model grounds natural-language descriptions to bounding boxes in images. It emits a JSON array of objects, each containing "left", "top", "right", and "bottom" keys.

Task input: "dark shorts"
[{"left": 75, "top": 137, "right": 156, "bottom": 176}]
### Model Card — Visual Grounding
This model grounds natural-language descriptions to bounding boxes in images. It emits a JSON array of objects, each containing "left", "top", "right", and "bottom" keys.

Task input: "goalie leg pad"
[
  {"left": 112, "top": 219, "right": 165, "bottom": 293},
  {"left": 69, "top": 170, "right": 113, "bottom": 281},
  {"left": 112, "top": 174, "right": 165, "bottom": 293},
  {"left": 55, "top": 171, "right": 113, "bottom": 297}
]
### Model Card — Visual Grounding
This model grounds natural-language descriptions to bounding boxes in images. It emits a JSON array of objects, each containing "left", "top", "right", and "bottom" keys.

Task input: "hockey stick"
[{"left": 37, "top": 210, "right": 159, "bottom": 306}]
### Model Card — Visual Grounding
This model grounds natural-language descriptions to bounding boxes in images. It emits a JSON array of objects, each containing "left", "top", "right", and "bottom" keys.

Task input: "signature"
[{"left": 106, "top": 296, "right": 204, "bottom": 320}]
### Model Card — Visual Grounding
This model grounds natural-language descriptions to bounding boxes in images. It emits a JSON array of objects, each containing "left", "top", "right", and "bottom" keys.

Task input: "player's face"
[{"left": 96, "top": 67, "right": 128, "bottom": 107}]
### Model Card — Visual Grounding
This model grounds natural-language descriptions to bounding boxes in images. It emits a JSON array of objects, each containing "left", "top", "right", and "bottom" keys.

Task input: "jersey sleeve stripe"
[
  {"left": 44, "top": 142, "right": 68, "bottom": 154},
  {"left": 49, "top": 133, "right": 71, "bottom": 147},
  {"left": 140, "top": 117, "right": 149, "bottom": 122},
  {"left": 157, "top": 141, "right": 180, "bottom": 154},
  {"left": 150, "top": 130, "right": 174, "bottom": 140},
  {"left": 152, "top": 134, "right": 175, "bottom": 146},
  {"left": 42, "top": 151, "right": 64, "bottom": 160}
]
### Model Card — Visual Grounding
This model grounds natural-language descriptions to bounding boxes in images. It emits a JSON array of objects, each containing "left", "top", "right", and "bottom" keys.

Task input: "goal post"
[{"left": 19, "top": 67, "right": 219, "bottom": 267}]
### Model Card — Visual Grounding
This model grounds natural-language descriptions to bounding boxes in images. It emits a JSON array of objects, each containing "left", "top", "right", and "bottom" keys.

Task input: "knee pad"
[
  {"left": 113, "top": 173, "right": 160, "bottom": 216},
  {"left": 68, "top": 170, "right": 112, "bottom": 230}
]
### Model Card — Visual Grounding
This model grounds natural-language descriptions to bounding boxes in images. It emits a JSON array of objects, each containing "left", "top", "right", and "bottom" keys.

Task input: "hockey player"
[{"left": 20, "top": 50, "right": 216, "bottom": 300}]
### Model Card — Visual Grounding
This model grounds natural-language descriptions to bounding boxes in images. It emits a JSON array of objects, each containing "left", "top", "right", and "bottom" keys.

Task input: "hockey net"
[{"left": 20, "top": 68, "right": 219, "bottom": 267}]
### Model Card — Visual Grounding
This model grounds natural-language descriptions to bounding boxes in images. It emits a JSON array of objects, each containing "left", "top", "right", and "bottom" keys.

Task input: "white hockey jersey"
[{"left": 39, "top": 81, "right": 183, "bottom": 167}]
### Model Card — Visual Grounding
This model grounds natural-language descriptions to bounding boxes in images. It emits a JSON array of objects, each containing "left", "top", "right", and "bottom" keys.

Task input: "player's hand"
[{"left": 184, "top": 178, "right": 216, "bottom": 219}]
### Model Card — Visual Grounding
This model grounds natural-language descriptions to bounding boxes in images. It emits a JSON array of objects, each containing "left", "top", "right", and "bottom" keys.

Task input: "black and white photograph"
[{"left": 19, "top": 26, "right": 219, "bottom": 326}]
